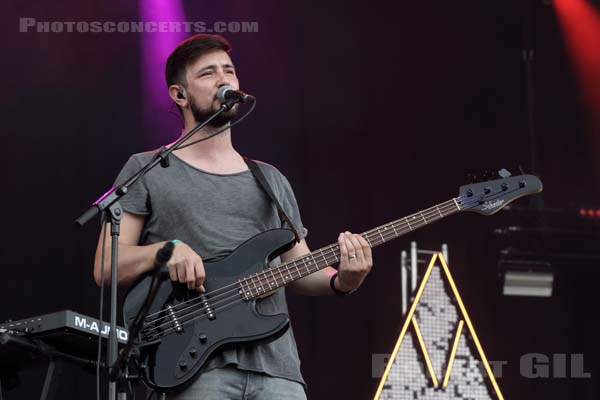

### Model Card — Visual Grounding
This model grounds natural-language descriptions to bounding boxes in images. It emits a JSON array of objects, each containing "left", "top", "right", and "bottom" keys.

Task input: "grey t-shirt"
[{"left": 114, "top": 150, "right": 307, "bottom": 386}]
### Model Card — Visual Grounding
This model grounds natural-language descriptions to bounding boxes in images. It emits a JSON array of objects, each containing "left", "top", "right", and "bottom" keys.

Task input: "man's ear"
[{"left": 169, "top": 84, "right": 188, "bottom": 107}]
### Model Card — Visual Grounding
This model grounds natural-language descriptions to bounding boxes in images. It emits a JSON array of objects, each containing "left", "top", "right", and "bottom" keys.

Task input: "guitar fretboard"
[{"left": 237, "top": 198, "right": 462, "bottom": 300}]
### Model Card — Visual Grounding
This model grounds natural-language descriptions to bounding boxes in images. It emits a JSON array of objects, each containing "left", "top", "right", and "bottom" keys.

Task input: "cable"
[{"left": 175, "top": 99, "right": 256, "bottom": 150}]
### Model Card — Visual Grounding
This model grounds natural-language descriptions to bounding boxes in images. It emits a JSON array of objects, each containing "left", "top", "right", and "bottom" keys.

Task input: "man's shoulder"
[
  {"left": 114, "top": 149, "right": 163, "bottom": 182},
  {"left": 127, "top": 149, "right": 159, "bottom": 164},
  {"left": 117, "top": 149, "right": 162, "bottom": 172},
  {"left": 248, "top": 159, "right": 290, "bottom": 183}
]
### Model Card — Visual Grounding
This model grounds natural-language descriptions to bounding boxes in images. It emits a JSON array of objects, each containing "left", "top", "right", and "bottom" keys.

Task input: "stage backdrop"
[{"left": 2, "top": 0, "right": 599, "bottom": 399}]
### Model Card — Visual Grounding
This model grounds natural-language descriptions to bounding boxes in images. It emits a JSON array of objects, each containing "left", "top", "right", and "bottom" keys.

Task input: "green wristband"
[{"left": 171, "top": 239, "right": 182, "bottom": 245}]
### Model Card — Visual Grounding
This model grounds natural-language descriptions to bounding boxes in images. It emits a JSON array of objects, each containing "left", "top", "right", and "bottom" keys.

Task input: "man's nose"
[{"left": 215, "top": 71, "right": 231, "bottom": 88}]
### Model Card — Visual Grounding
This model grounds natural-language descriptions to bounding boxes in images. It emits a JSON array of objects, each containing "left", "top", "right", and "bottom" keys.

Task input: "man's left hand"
[{"left": 336, "top": 231, "right": 373, "bottom": 292}]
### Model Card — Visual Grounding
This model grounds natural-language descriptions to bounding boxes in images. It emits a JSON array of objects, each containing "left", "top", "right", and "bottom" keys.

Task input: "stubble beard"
[{"left": 189, "top": 95, "right": 239, "bottom": 129}]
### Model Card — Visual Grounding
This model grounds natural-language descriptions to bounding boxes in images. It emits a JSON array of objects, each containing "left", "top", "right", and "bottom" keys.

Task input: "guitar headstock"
[{"left": 458, "top": 170, "right": 543, "bottom": 215}]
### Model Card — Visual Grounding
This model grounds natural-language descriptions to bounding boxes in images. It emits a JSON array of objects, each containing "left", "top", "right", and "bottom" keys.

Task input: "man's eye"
[{"left": 201, "top": 72, "right": 212, "bottom": 77}]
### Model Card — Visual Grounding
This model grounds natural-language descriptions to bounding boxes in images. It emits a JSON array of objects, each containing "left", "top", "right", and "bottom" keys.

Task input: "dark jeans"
[{"left": 163, "top": 366, "right": 307, "bottom": 400}]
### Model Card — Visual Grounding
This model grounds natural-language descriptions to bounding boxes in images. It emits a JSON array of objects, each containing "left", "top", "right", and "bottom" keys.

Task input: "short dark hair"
[{"left": 165, "top": 34, "right": 232, "bottom": 89}]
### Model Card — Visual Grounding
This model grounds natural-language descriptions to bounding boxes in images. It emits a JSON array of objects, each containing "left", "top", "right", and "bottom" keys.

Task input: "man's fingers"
[
  {"left": 168, "top": 265, "right": 177, "bottom": 282},
  {"left": 343, "top": 232, "right": 358, "bottom": 260},
  {"left": 166, "top": 242, "right": 207, "bottom": 292},
  {"left": 194, "top": 259, "right": 206, "bottom": 292},
  {"left": 176, "top": 264, "right": 186, "bottom": 284},
  {"left": 346, "top": 233, "right": 365, "bottom": 263},
  {"left": 186, "top": 262, "right": 196, "bottom": 289},
  {"left": 338, "top": 233, "right": 349, "bottom": 259},
  {"left": 356, "top": 235, "right": 373, "bottom": 265},
  {"left": 335, "top": 232, "right": 375, "bottom": 292}
]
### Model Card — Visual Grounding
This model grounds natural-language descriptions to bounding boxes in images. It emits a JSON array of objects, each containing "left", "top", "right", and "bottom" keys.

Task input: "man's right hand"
[
  {"left": 167, "top": 241, "right": 206, "bottom": 292},
  {"left": 94, "top": 213, "right": 207, "bottom": 290}
]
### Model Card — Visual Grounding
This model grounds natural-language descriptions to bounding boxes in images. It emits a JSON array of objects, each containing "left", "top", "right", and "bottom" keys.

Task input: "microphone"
[{"left": 217, "top": 85, "right": 255, "bottom": 105}]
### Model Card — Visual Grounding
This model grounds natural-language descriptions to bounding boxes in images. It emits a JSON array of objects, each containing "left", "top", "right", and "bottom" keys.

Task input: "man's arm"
[
  {"left": 283, "top": 232, "right": 373, "bottom": 296},
  {"left": 93, "top": 211, "right": 207, "bottom": 291},
  {"left": 94, "top": 212, "right": 159, "bottom": 286}
]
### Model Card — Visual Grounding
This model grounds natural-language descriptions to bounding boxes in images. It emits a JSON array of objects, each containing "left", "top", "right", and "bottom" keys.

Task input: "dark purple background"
[{"left": 2, "top": 0, "right": 600, "bottom": 398}]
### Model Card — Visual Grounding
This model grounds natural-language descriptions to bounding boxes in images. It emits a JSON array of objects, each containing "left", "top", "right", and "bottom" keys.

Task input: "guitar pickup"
[
  {"left": 199, "top": 295, "right": 216, "bottom": 321},
  {"left": 167, "top": 305, "right": 184, "bottom": 333}
]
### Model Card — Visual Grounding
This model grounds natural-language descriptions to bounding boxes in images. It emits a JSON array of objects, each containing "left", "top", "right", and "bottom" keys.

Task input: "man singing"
[{"left": 94, "top": 34, "right": 373, "bottom": 399}]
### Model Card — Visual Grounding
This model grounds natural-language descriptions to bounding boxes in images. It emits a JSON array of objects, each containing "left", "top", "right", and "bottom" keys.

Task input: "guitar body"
[{"left": 122, "top": 228, "right": 297, "bottom": 392}]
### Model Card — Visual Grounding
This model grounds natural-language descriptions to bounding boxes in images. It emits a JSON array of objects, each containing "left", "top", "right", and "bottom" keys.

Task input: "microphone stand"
[
  {"left": 108, "top": 242, "right": 174, "bottom": 384},
  {"left": 75, "top": 100, "right": 235, "bottom": 400}
]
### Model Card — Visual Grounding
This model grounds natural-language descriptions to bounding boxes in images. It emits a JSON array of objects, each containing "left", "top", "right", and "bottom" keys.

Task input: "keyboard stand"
[{"left": 1, "top": 332, "right": 101, "bottom": 400}]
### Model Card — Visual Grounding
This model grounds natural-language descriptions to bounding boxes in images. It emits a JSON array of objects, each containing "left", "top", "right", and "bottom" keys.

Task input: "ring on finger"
[{"left": 349, "top": 254, "right": 357, "bottom": 259}]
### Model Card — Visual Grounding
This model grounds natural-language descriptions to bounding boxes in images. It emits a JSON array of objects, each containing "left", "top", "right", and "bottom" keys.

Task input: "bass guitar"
[{"left": 123, "top": 171, "right": 542, "bottom": 391}]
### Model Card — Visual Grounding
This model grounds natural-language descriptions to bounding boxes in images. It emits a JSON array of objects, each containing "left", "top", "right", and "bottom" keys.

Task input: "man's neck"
[
  {"left": 172, "top": 121, "right": 246, "bottom": 173},
  {"left": 177, "top": 123, "right": 233, "bottom": 155}
]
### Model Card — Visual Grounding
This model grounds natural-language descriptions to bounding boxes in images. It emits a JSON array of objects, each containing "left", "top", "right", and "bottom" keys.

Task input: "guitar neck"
[{"left": 240, "top": 198, "right": 462, "bottom": 300}]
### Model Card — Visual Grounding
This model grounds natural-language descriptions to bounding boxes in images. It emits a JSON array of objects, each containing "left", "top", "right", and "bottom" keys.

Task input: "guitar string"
[
  {"left": 146, "top": 198, "right": 461, "bottom": 322},
  {"left": 233, "top": 184, "right": 524, "bottom": 296},
  {"left": 142, "top": 185, "right": 524, "bottom": 337},
  {"left": 140, "top": 190, "right": 498, "bottom": 335},
  {"left": 140, "top": 200, "right": 464, "bottom": 337},
  {"left": 142, "top": 298, "right": 242, "bottom": 342},
  {"left": 142, "top": 184, "right": 523, "bottom": 337},
  {"left": 144, "top": 194, "right": 456, "bottom": 338},
  {"left": 140, "top": 191, "right": 502, "bottom": 338},
  {"left": 142, "top": 196, "right": 465, "bottom": 324},
  {"left": 140, "top": 198, "right": 463, "bottom": 328},
  {"left": 143, "top": 212, "right": 421, "bottom": 337}
]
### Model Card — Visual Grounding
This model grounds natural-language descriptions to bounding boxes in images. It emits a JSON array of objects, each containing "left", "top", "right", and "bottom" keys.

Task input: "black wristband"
[{"left": 330, "top": 272, "right": 356, "bottom": 296}]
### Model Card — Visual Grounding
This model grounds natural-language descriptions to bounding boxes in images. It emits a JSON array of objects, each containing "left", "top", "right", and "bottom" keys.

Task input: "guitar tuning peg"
[
  {"left": 498, "top": 168, "right": 512, "bottom": 178},
  {"left": 518, "top": 164, "right": 525, "bottom": 175},
  {"left": 467, "top": 173, "right": 477, "bottom": 183}
]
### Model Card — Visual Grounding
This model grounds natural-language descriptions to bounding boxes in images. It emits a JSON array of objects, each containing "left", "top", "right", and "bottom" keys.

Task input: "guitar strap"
[{"left": 244, "top": 157, "right": 302, "bottom": 244}]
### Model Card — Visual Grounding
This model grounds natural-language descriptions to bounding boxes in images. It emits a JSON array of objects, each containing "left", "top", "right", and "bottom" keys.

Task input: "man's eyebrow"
[
  {"left": 195, "top": 63, "right": 235, "bottom": 74},
  {"left": 195, "top": 64, "right": 216, "bottom": 74}
]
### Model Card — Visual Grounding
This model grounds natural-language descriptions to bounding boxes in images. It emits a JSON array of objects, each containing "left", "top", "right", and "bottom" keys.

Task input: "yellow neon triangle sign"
[{"left": 373, "top": 252, "right": 504, "bottom": 400}]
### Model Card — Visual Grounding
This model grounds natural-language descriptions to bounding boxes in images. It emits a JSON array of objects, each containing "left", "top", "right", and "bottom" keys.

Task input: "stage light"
[
  {"left": 139, "top": 0, "right": 187, "bottom": 144},
  {"left": 578, "top": 206, "right": 600, "bottom": 219},
  {"left": 500, "top": 260, "right": 553, "bottom": 298},
  {"left": 554, "top": 0, "right": 600, "bottom": 170}
]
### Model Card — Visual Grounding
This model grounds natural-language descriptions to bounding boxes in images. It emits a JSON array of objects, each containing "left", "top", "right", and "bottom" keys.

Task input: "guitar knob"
[
  {"left": 189, "top": 348, "right": 198, "bottom": 358},
  {"left": 179, "top": 361, "right": 188, "bottom": 371},
  {"left": 484, "top": 186, "right": 491, "bottom": 194},
  {"left": 519, "top": 181, "right": 526, "bottom": 188},
  {"left": 501, "top": 183, "right": 508, "bottom": 191},
  {"left": 199, "top": 334, "right": 208, "bottom": 343}
]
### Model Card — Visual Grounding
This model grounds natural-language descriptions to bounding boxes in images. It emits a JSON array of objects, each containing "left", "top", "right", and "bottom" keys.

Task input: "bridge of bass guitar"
[{"left": 136, "top": 284, "right": 290, "bottom": 391}]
